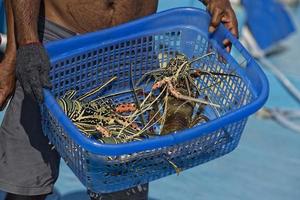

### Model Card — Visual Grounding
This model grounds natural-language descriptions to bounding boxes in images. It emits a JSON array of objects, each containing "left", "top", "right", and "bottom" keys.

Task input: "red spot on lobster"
[{"left": 115, "top": 103, "right": 137, "bottom": 113}]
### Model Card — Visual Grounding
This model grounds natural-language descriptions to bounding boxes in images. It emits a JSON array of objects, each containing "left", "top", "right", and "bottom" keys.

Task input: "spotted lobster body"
[{"left": 56, "top": 77, "right": 143, "bottom": 143}]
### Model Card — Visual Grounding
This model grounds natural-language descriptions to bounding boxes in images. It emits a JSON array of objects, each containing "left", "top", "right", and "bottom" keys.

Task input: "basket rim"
[{"left": 43, "top": 7, "right": 269, "bottom": 156}]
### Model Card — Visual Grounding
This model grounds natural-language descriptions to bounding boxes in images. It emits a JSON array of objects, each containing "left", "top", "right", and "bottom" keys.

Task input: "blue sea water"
[{"left": 1, "top": 2, "right": 300, "bottom": 200}]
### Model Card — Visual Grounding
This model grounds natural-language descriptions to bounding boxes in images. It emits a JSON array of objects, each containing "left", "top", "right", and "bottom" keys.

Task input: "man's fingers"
[
  {"left": 30, "top": 71, "right": 44, "bottom": 103},
  {"left": 220, "top": 10, "right": 238, "bottom": 38},
  {"left": 0, "top": 91, "right": 11, "bottom": 111},
  {"left": 0, "top": 91, "right": 6, "bottom": 108},
  {"left": 221, "top": 15, "right": 230, "bottom": 23},
  {"left": 223, "top": 39, "right": 231, "bottom": 47},
  {"left": 30, "top": 78, "right": 44, "bottom": 103},
  {"left": 222, "top": 39, "right": 232, "bottom": 52},
  {"left": 209, "top": 8, "right": 224, "bottom": 33},
  {"left": 221, "top": 11, "right": 238, "bottom": 53},
  {"left": 40, "top": 69, "right": 52, "bottom": 89},
  {"left": 231, "top": 24, "right": 239, "bottom": 39},
  {"left": 21, "top": 81, "right": 35, "bottom": 101},
  {"left": 32, "top": 83, "right": 44, "bottom": 103},
  {"left": 227, "top": 11, "right": 239, "bottom": 38},
  {"left": 226, "top": 44, "right": 232, "bottom": 52},
  {"left": 19, "top": 71, "right": 39, "bottom": 102}
]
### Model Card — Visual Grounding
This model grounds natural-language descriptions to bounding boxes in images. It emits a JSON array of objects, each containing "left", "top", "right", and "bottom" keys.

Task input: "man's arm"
[
  {"left": 11, "top": 0, "right": 41, "bottom": 45},
  {"left": 11, "top": 0, "right": 51, "bottom": 102},
  {"left": 0, "top": 0, "right": 16, "bottom": 110},
  {"left": 201, "top": 0, "right": 238, "bottom": 51}
]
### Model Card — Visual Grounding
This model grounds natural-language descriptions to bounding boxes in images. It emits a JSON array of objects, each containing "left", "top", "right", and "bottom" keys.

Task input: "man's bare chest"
[{"left": 46, "top": 0, "right": 158, "bottom": 33}]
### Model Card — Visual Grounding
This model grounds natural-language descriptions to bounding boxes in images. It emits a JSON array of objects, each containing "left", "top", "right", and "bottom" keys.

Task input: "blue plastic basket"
[{"left": 41, "top": 8, "right": 269, "bottom": 193}]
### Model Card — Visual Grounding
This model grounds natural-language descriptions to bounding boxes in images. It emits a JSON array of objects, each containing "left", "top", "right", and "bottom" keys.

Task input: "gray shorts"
[{"left": 0, "top": 18, "right": 148, "bottom": 199}]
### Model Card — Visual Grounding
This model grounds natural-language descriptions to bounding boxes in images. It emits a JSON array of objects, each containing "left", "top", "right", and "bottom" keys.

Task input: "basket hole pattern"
[
  {"left": 41, "top": 107, "right": 87, "bottom": 185},
  {"left": 84, "top": 119, "right": 247, "bottom": 192}
]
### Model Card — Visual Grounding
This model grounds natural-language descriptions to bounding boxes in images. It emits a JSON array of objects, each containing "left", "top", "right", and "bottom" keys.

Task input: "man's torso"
[{"left": 44, "top": 0, "right": 159, "bottom": 33}]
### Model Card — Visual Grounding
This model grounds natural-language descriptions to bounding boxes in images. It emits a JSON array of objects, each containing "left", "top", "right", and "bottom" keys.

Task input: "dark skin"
[
  {"left": 44, "top": 0, "right": 238, "bottom": 44},
  {"left": 44, "top": 0, "right": 159, "bottom": 33},
  {"left": 0, "top": 0, "right": 16, "bottom": 110},
  {"left": 11, "top": 0, "right": 238, "bottom": 45},
  {"left": 203, "top": 0, "right": 239, "bottom": 51}
]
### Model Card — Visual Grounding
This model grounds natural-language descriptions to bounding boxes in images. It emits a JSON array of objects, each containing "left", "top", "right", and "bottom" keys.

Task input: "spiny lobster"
[
  {"left": 57, "top": 76, "right": 143, "bottom": 144},
  {"left": 135, "top": 52, "right": 239, "bottom": 135}
]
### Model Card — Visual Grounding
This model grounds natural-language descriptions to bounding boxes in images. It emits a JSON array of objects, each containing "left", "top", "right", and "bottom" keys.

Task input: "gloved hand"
[
  {"left": 203, "top": 0, "right": 238, "bottom": 51},
  {"left": 15, "top": 43, "right": 51, "bottom": 103}
]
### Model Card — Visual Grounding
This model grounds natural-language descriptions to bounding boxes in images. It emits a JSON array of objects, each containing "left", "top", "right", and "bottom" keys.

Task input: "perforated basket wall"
[{"left": 41, "top": 8, "right": 268, "bottom": 193}]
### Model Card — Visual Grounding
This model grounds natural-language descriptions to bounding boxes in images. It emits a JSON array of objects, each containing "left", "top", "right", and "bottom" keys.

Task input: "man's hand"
[
  {"left": 203, "top": 0, "right": 238, "bottom": 51},
  {"left": 15, "top": 43, "right": 51, "bottom": 103},
  {"left": 0, "top": 60, "right": 15, "bottom": 110}
]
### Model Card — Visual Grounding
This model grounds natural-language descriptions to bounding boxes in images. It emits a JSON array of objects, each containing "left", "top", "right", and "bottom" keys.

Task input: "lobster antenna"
[
  {"left": 77, "top": 76, "right": 117, "bottom": 101},
  {"left": 189, "top": 52, "right": 215, "bottom": 64}
]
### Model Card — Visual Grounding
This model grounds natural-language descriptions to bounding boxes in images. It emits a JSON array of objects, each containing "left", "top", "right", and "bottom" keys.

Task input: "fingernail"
[{"left": 209, "top": 26, "right": 215, "bottom": 33}]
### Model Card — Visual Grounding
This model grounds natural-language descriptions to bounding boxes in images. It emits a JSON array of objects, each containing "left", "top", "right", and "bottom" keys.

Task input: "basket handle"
[
  {"left": 210, "top": 24, "right": 253, "bottom": 68},
  {"left": 210, "top": 23, "right": 269, "bottom": 102}
]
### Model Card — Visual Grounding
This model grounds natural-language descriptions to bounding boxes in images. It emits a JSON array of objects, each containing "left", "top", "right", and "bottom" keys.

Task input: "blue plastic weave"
[{"left": 41, "top": 8, "right": 269, "bottom": 193}]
